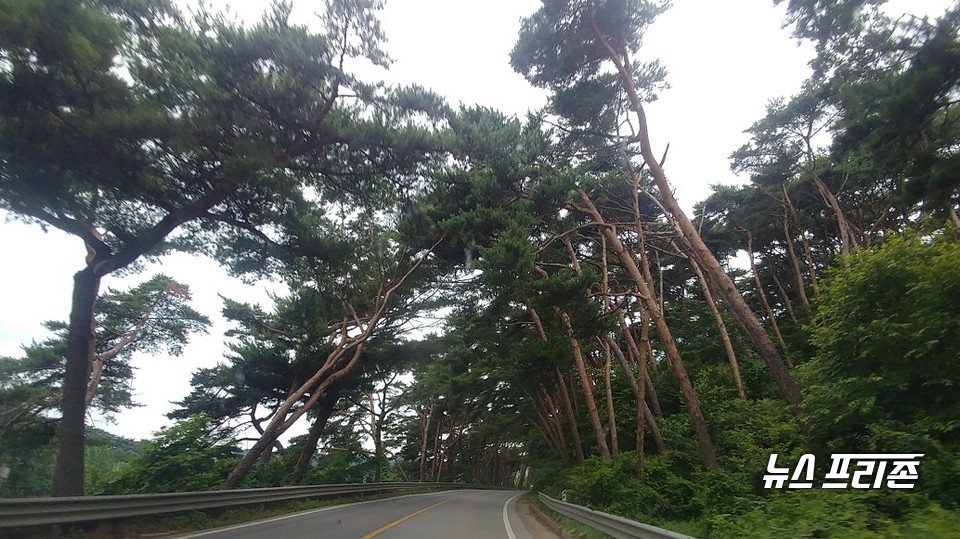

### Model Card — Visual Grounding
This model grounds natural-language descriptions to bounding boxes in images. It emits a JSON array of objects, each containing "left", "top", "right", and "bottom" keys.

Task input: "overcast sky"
[{"left": 0, "top": 0, "right": 952, "bottom": 441}]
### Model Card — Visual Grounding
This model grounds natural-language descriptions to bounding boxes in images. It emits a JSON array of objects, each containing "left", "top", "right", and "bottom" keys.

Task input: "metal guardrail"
[
  {"left": 539, "top": 493, "right": 697, "bottom": 539},
  {"left": 0, "top": 481, "right": 497, "bottom": 528}
]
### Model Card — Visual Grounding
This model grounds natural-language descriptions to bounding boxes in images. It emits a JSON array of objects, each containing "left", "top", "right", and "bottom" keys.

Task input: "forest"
[{"left": 1, "top": 0, "right": 958, "bottom": 537}]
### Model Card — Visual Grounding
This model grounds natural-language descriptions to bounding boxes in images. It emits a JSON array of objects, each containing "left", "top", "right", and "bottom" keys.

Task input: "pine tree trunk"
[
  {"left": 781, "top": 198, "right": 811, "bottom": 309},
  {"left": 534, "top": 393, "right": 569, "bottom": 465},
  {"left": 632, "top": 313, "right": 664, "bottom": 417},
  {"left": 85, "top": 357, "right": 104, "bottom": 408},
  {"left": 528, "top": 302, "right": 585, "bottom": 464},
  {"left": 643, "top": 368, "right": 663, "bottom": 418},
  {"left": 555, "top": 367, "right": 585, "bottom": 464},
  {"left": 559, "top": 311, "right": 611, "bottom": 460},
  {"left": 783, "top": 184, "right": 820, "bottom": 295},
  {"left": 589, "top": 22, "right": 802, "bottom": 409},
  {"left": 688, "top": 254, "right": 746, "bottom": 399},
  {"left": 374, "top": 427, "right": 384, "bottom": 483},
  {"left": 626, "top": 203, "right": 661, "bottom": 404},
  {"left": 772, "top": 272, "right": 799, "bottom": 325},
  {"left": 567, "top": 371, "right": 580, "bottom": 416},
  {"left": 643, "top": 401, "right": 667, "bottom": 453},
  {"left": 52, "top": 268, "right": 101, "bottom": 496},
  {"left": 596, "top": 236, "right": 620, "bottom": 456},
  {"left": 604, "top": 334, "right": 661, "bottom": 474},
  {"left": 577, "top": 193, "right": 717, "bottom": 469},
  {"left": 223, "top": 344, "right": 366, "bottom": 489},
  {"left": 223, "top": 248, "right": 432, "bottom": 488},
  {"left": 531, "top": 413, "right": 564, "bottom": 462},
  {"left": 85, "top": 300, "right": 155, "bottom": 407},
  {"left": 432, "top": 418, "right": 443, "bottom": 481},
  {"left": 419, "top": 398, "right": 434, "bottom": 481},
  {"left": 541, "top": 386, "right": 571, "bottom": 464},
  {"left": 747, "top": 232, "right": 790, "bottom": 359},
  {"left": 290, "top": 389, "right": 340, "bottom": 484},
  {"left": 610, "top": 309, "right": 651, "bottom": 474},
  {"left": 575, "top": 190, "right": 717, "bottom": 468},
  {"left": 669, "top": 188, "right": 801, "bottom": 407},
  {"left": 813, "top": 172, "right": 854, "bottom": 262},
  {"left": 602, "top": 339, "right": 619, "bottom": 455}
]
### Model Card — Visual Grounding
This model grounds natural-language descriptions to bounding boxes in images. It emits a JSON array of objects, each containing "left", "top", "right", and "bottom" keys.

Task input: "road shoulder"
[{"left": 516, "top": 495, "right": 568, "bottom": 539}]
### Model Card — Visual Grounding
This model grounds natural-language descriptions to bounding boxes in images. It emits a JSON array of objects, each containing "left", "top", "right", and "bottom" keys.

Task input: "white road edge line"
[
  {"left": 503, "top": 492, "right": 522, "bottom": 539},
  {"left": 174, "top": 489, "right": 455, "bottom": 538}
]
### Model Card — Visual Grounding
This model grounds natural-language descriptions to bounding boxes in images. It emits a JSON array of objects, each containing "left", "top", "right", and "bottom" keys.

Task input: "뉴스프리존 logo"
[{"left": 763, "top": 453, "right": 923, "bottom": 489}]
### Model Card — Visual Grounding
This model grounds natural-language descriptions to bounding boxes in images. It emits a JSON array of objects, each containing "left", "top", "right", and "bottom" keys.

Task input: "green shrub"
[
  {"left": 96, "top": 415, "right": 240, "bottom": 494},
  {"left": 800, "top": 232, "right": 960, "bottom": 506},
  {"left": 560, "top": 452, "right": 704, "bottom": 522},
  {"left": 528, "top": 454, "right": 567, "bottom": 495}
]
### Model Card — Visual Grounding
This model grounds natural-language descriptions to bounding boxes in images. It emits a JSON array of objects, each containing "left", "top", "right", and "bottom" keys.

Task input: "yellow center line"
[{"left": 359, "top": 497, "right": 457, "bottom": 539}]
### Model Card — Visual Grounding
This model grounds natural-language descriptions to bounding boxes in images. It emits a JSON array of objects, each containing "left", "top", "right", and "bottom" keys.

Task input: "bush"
[
  {"left": 560, "top": 452, "right": 704, "bottom": 522},
  {"left": 527, "top": 454, "right": 566, "bottom": 495},
  {"left": 703, "top": 489, "right": 960, "bottom": 539},
  {"left": 97, "top": 415, "right": 241, "bottom": 494},
  {"left": 799, "top": 232, "right": 960, "bottom": 506}
]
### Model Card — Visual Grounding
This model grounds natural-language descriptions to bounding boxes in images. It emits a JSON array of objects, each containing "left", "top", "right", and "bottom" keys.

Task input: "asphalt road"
[{"left": 175, "top": 489, "right": 551, "bottom": 539}]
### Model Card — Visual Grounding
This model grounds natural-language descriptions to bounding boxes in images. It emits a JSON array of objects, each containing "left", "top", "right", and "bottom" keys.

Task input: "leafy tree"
[
  {"left": 97, "top": 415, "right": 241, "bottom": 494},
  {"left": 301, "top": 416, "right": 378, "bottom": 485},
  {"left": 0, "top": 335, "right": 63, "bottom": 444},
  {"left": 218, "top": 215, "right": 442, "bottom": 488},
  {"left": 341, "top": 367, "right": 410, "bottom": 483},
  {"left": 758, "top": 1, "right": 960, "bottom": 231},
  {"left": 83, "top": 428, "right": 141, "bottom": 495},
  {"left": 800, "top": 232, "right": 960, "bottom": 506},
  {"left": 0, "top": 427, "right": 138, "bottom": 497},
  {"left": 3, "top": 1, "right": 956, "bottom": 535},
  {"left": 510, "top": 0, "right": 801, "bottom": 410},
  {"left": 86, "top": 274, "right": 209, "bottom": 408},
  {"left": 0, "top": 274, "right": 207, "bottom": 461},
  {"left": 393, "top": 320, "right": 529, "bottom": 485},
  {"left": 0, "top": 0, "right": 447, "bottom": 494}
]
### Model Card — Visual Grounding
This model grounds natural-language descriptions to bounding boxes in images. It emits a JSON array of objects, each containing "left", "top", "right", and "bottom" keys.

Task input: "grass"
[{"left": 525, "top": 492, "right": 608, "bottom": 539}]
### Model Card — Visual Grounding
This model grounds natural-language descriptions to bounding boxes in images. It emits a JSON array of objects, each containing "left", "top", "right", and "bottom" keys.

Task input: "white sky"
[{"left": 0, "top": 0, "right": 952, "bottom": 441}]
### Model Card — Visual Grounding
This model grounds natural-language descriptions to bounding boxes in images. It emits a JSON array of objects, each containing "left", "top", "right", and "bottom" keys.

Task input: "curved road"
[{"left": 175, "top": 489, "right": 556, "bottom": 539}]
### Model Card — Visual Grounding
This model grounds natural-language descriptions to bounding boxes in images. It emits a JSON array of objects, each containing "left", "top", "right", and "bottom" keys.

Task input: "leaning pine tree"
[{"left": 510, "top": 0, "right": 801, "bottom": 408}]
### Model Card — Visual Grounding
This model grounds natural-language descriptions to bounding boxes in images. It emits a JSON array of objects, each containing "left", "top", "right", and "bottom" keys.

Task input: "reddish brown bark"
[
  {"left": 772, "top": 271, "right": 799, "bottom": 325},
  {"left": 602, "top": 338, "right": 619, "bottom": 455},
  {"left": 781, "top": 195, "right": 811, "bottom": 309},
  {"left": 559, "top": 310, "right": 611, "bottom": 460},
  {"left": 688, "top": 254, "right": 745, "bottom": 400},
  {"left": 540, "top": 386, "right": 571, "bottom": 464},
  {"left": 588, "top": 17, "right": 801, "bottom": 409},
  {"left": 747, "top": 232, "right": 790, "bottom": 360},
  {"left": 783, "top": 184, "right": 820, "bottom": 296},
  {"left": 290, "top": 388, "right": 340, "bottom": 484},
  {"left": 222, "top": 247, "right": 434, "bottom": 489},
  {"left": 533, "top": 391, "right": 570, "bottom": 465},
  {"left": 555, "top": 367, "right": 586, "bottom": 464},
  {"left": 527, "top": 303, "right": 585, "bottom": 464},
  {"left": 575, "top": 191, "right": 717, "bottom": 468}
]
